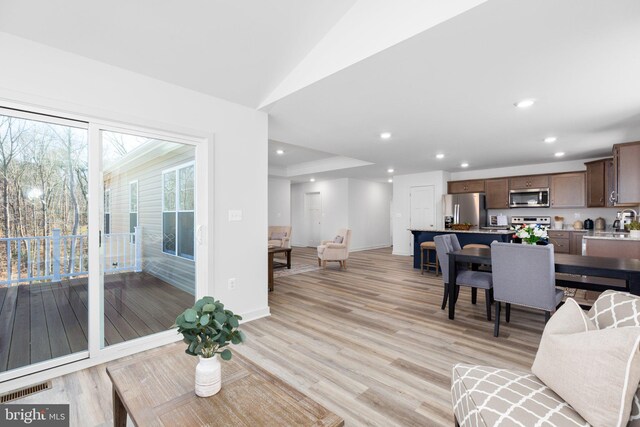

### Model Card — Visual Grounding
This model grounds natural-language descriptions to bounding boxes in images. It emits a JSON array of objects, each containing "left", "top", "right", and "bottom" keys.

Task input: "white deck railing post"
[
  {"left": 52, "top": 228, "right": 61, "bottom": 282},
  {"left": 135, "top": 226, "right": 142, "bottom": 272}
]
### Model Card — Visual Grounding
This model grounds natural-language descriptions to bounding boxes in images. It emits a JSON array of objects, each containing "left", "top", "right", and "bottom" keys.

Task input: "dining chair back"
[
  {"left": 435, "top": 234, "right": 493, "bottom": 320},
  {"left": 490, "top": 242, "right": 564, "bottom": 336}
]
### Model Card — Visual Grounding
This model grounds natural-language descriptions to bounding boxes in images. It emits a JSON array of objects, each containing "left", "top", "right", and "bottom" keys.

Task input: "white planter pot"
[
  {"left": 195, "top": 355, "right": 221, "bottom": 397},
  {"left": 631, "top": 230, "right": 640, "bottom": 238}
]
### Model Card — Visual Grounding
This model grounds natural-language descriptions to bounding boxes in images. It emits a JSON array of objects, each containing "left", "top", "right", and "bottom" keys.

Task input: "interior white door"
[
  {"left": 304, "top": 192, "right": 322, "bottom": 246},
  {"left": 410, "top": 185, "right": 435, "bottom": 230}
]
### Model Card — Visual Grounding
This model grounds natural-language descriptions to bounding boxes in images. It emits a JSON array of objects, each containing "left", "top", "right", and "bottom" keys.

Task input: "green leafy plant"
[
  {"left": 627, "top": 221, "right": 640, "bottom": 231},
  {"left": 174, "top": 297, "right": 246, "bottom": 360}
]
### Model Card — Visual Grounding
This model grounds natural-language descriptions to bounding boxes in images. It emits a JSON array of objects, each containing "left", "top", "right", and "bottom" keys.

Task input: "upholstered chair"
[
  {"left": 317, "top": 229, "right": 352, "bottom": 269},
  {"left": 434, "top": 234, "right": 493, "bottom": 321},
  {"left": 268, "top": 225, "right": 291, "bottom": 248},
  {"left": 490, "top": 242, "right": 564, "bottom": 337}
]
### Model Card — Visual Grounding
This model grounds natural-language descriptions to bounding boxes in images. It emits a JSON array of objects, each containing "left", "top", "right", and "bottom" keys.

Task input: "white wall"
[
  {"left": 348, "top": 179, "right": 392, "bottom": 251},
  {"left": 290, "top": 178, "right": 392, "bottom": 250},
  {"left": 392, "top": 170, "right": 450, "bottom": 256},
  {"left": 268, "top": 177, "right": 291, "bottom": 226},
  {"left": 0, "top": 32, "right": 269, "bottom": 320},
  {"left": 451, "top": 158, "right": 637, "bottom": 229},
  {"left": 291, "top": 179, "right": 349, "bottom": 247}
]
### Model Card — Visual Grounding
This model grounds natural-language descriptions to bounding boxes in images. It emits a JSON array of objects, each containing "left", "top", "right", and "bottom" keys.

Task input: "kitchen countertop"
[
  {"left": 408, "top": 228, "right": 640, "bottom": 240},
  {"left": 408, "top": 228, "right": 512, "bottom": 234},
  {"left": 583, "top": 231, "right": 640, "bottom": 241}
]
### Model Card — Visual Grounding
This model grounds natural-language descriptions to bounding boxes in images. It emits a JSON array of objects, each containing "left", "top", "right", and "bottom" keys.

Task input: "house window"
[
  {"left": 104, "top": 188, "right": 111, "bottom": 234},
  {"left": 129, "top": 181, "right": 138, "bottom": 235},
  {"left": 162, "top": 163, "right": 194, "bottom": 259}
]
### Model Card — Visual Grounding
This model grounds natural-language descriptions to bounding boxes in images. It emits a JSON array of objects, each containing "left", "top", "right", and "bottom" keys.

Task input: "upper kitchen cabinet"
[
  {"left": 613, "top": 141, "right": 640, "bottom": 205},
  {"left": 447, "top": 179, "right": 485, "bottom": 194},
  {"left": 509, "top": 175, "right": 549, "bottom": 190},
  {"left": 550, "top": 172, "right": 586, "bottom": 208},
  {"left": 585, "top": 158, "right": 615, "bottom": 207},
  {"left": 485, "top": 178, "right": 509, "bottom": 209}
]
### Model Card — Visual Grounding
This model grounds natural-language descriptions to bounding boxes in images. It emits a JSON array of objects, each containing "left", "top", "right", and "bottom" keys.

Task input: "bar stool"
[
  {"left": 420, "top": 241, "right": 439, "bottom": 276},
  {"left": 463, "top": 243, "right": 490, "bottom": 249}
]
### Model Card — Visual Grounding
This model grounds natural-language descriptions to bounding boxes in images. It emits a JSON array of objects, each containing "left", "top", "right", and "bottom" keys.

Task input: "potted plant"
[
  {"left": 628, "top": 221, "right": 640, "bottom": 238},
  {"left": 174, "top": 296, "right": 246, "bottom": 397},
  {"left": 511, "top": 223, "right": 548, "bottom": 244}
]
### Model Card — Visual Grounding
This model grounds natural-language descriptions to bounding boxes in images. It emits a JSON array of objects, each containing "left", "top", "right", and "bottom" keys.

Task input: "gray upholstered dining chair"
[
  {"left": 434, "top": 234, "right": 493, "bottom": 320},
  {"left": 490, "top": 242, "right": 564, "bottom": 337}
]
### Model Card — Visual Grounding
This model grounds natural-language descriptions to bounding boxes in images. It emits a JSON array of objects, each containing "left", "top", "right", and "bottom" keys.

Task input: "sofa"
[
  {"left": 268, "top": 225, "right": 291, "bottom": 248},
  {"left": 452, "top": 290, "right": 640, "bottom": 427}
]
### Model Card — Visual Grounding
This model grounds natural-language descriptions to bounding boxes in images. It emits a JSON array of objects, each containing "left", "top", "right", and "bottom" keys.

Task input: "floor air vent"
[{"left": 0, "top": 381, "right": 52, "bottom": 403}]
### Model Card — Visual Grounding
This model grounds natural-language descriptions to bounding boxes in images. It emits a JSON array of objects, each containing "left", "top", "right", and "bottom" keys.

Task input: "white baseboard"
[
  {"left": 240, "top": 306, "right": 271, "bottom": 323},
  {"left": 349, "top": 244, "right": 392, "bottom": 252},
  {"left": 392, "top": 249, "right": 412, "bottom": 256}
]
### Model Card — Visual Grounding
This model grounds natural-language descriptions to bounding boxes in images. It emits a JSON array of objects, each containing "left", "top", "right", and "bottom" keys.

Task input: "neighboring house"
[{"left": 104, "top": 140, "right": 196, "bottom": 295}]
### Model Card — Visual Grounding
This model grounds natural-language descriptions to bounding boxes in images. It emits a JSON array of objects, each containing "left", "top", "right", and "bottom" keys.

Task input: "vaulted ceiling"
[{"left": 1, "top": 0, "right": 639, "bottom": 181}]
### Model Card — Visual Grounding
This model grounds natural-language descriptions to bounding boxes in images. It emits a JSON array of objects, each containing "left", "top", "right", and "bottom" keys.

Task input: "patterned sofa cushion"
[
  {"left": 588, "top": 290, "right": 640, "bottom": 426},
  {"left": 451, "top": 364, "right": 588, "bottom": 427}
]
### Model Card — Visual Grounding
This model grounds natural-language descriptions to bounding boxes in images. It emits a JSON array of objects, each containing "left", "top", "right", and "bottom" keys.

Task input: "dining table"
[{"left": 447, "top": 247, "right": 640, "bottom": 320}]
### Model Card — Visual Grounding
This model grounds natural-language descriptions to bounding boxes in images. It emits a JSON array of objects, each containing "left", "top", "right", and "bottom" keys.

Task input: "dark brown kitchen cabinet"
[
  {"left": 485, "top": 178, "right": 509, "bottom": 209},
  {"left": 585, "top": 158, "right": 615, "bottom": 207},
  {"left": 547, "top": 230, "right": 570, "bottom": 254},
  {"left": 447, "top": 179, "right": 485, "bottom": 194},
  {"left": 570, "top": 231, "right": 586, "bottom": 255},
  {"left": 509, "top": 175, "right": 549, "bottom": 190},
  {"left": 612, "top": 141, "right": 640, "bottom": 205},
  {"left": 550, "top": 172, "right": 586, "bottom": 208}
]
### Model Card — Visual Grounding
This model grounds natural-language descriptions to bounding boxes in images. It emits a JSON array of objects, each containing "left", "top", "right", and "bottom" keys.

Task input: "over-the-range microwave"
[{"left": 509, "top": 188, "right": 550, "bottom": 208}]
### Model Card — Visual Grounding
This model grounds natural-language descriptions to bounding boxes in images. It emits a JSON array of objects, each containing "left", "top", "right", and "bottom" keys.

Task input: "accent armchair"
[
  {"left": 268, "top": 226, "right": 291, "bottom": 248},
  {"left": 317, "top": 229, "right": 351, "bottom": 269}
]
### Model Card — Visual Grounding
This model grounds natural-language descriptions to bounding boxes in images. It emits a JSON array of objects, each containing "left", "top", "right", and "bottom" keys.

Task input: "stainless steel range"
[{"left": 510, "top": 216, "right": 552, "bottom": 227}]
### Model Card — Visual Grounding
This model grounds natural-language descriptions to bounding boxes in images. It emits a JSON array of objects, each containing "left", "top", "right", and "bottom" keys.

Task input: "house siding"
[{"left": 104, "top": 144, "right": 196, "bottom": 295}]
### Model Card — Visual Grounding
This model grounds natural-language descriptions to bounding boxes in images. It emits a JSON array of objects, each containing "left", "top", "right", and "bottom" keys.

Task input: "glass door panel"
[
  {"left": 0, "top": 109, "right": 88, "bottom": 374},
  {"left": 101, "top": 130, "right": 196, "bottom": 347}
]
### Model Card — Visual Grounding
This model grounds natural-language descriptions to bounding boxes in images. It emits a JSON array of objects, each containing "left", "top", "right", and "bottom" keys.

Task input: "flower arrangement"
[{"left": 511, "top": 223, "right": 548, "bottom": 244}]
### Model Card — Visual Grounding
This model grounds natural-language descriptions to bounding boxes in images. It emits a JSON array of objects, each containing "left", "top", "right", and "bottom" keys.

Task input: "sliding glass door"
[
  {"left": 0, "top": 105, "right": 207, "bottom": 383},
  {"left": 0, "top": 108, "right": 89, "bottom": 374},
  {"left": 100, "top": 130, "right": 196, "bottom": 348}
]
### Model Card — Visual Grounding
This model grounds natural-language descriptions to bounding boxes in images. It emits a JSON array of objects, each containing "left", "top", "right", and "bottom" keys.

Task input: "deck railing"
[{"left": 0, "top": 227, "right": 142, "bottom": 286}]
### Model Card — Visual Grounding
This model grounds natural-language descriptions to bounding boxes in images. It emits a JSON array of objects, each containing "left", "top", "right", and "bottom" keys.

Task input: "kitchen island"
[{"left": 409, "top": 228, "right": 511, "bottom": 269}]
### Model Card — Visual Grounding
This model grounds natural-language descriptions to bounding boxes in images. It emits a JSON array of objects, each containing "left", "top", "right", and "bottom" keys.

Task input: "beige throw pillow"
[{"left": 532, "top": 298, "right": 640, "bottom": 427}]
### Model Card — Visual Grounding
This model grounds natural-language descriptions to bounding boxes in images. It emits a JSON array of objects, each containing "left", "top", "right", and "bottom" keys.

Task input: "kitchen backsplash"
[{"left": 487, "top": 206, "right": 639, "bottom": 230}]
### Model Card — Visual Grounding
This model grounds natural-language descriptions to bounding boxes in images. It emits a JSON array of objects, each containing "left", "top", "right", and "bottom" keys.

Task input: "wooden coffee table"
[
  {"left": 268, "top": 247, "right": 292, "bottom": 292},
  {"left": 107, "top": 344, "right": 343, "bottom": 426}
]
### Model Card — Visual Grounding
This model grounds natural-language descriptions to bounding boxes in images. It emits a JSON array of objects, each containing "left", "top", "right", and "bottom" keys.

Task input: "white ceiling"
[
  {"left": 2, "top": 0, "right": 640, "bottom": 183},
  {"left": 267, "top": 0, "right": 640, "bottom": 179},
  {"left": 0, "top": 0, "right": 356, "bottom": 108}
]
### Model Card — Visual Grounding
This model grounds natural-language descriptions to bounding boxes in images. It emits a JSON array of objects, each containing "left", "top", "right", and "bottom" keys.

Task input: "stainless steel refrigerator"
[{"left": 443, "top": 193, "right": 486, "bottom": 227}]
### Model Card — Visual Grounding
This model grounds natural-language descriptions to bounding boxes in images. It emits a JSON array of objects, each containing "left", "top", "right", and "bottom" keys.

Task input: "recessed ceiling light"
[
  {"left": 554, "top": 152, "right": 565, "bottom": 157},
  {"left": 276, "top": 149, "right": 284, "bottom": 155},
  {"left": 544, "top": 136, "right": 557, "bottom": 144},
  {"left": 380, "top": 132, "right": 392, "bottom": 140},
  {"left": 387, "top": 168, "right": 394, "bottom": 173},
  {"left": 436, "top": 153, "right": 445, "bottom": 159},
  {"left": 388, "top": 179, "right": 393, "bottom": 183},
  {"left": 460, "top": 162, "right": 469, "bottom": 168},
  {"left": 514, "top": 99, "right": 536, "bottom": 108},
  {"left": 310, "top": 178, "right": 315, "bottom": 182}
]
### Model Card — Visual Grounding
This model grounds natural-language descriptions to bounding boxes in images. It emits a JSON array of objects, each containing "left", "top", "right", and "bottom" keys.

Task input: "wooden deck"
[{"left": 0, "top": 272, "right": 193, "bottom": 373}]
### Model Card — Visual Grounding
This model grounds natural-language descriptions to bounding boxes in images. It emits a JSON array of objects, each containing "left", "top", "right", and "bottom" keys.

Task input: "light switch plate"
[{"left": 228, "top": 210, "right": 242, "bottom": 222}]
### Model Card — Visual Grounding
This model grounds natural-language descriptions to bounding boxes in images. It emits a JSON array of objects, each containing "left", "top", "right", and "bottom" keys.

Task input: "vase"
[
  {"left": 195, "top": 355, "right": 221, "bottom": 397},
  {"left": 521, "top": 240, "right": 535, "bottom": 245},
  {"left": 631, "top": 230, "right": 640, "bottom": 238}
]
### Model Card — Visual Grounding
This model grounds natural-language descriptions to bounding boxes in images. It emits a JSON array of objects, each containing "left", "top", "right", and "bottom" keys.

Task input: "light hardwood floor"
[{"left": 9, "top": 247, "right": 553, "bottom": 426}]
